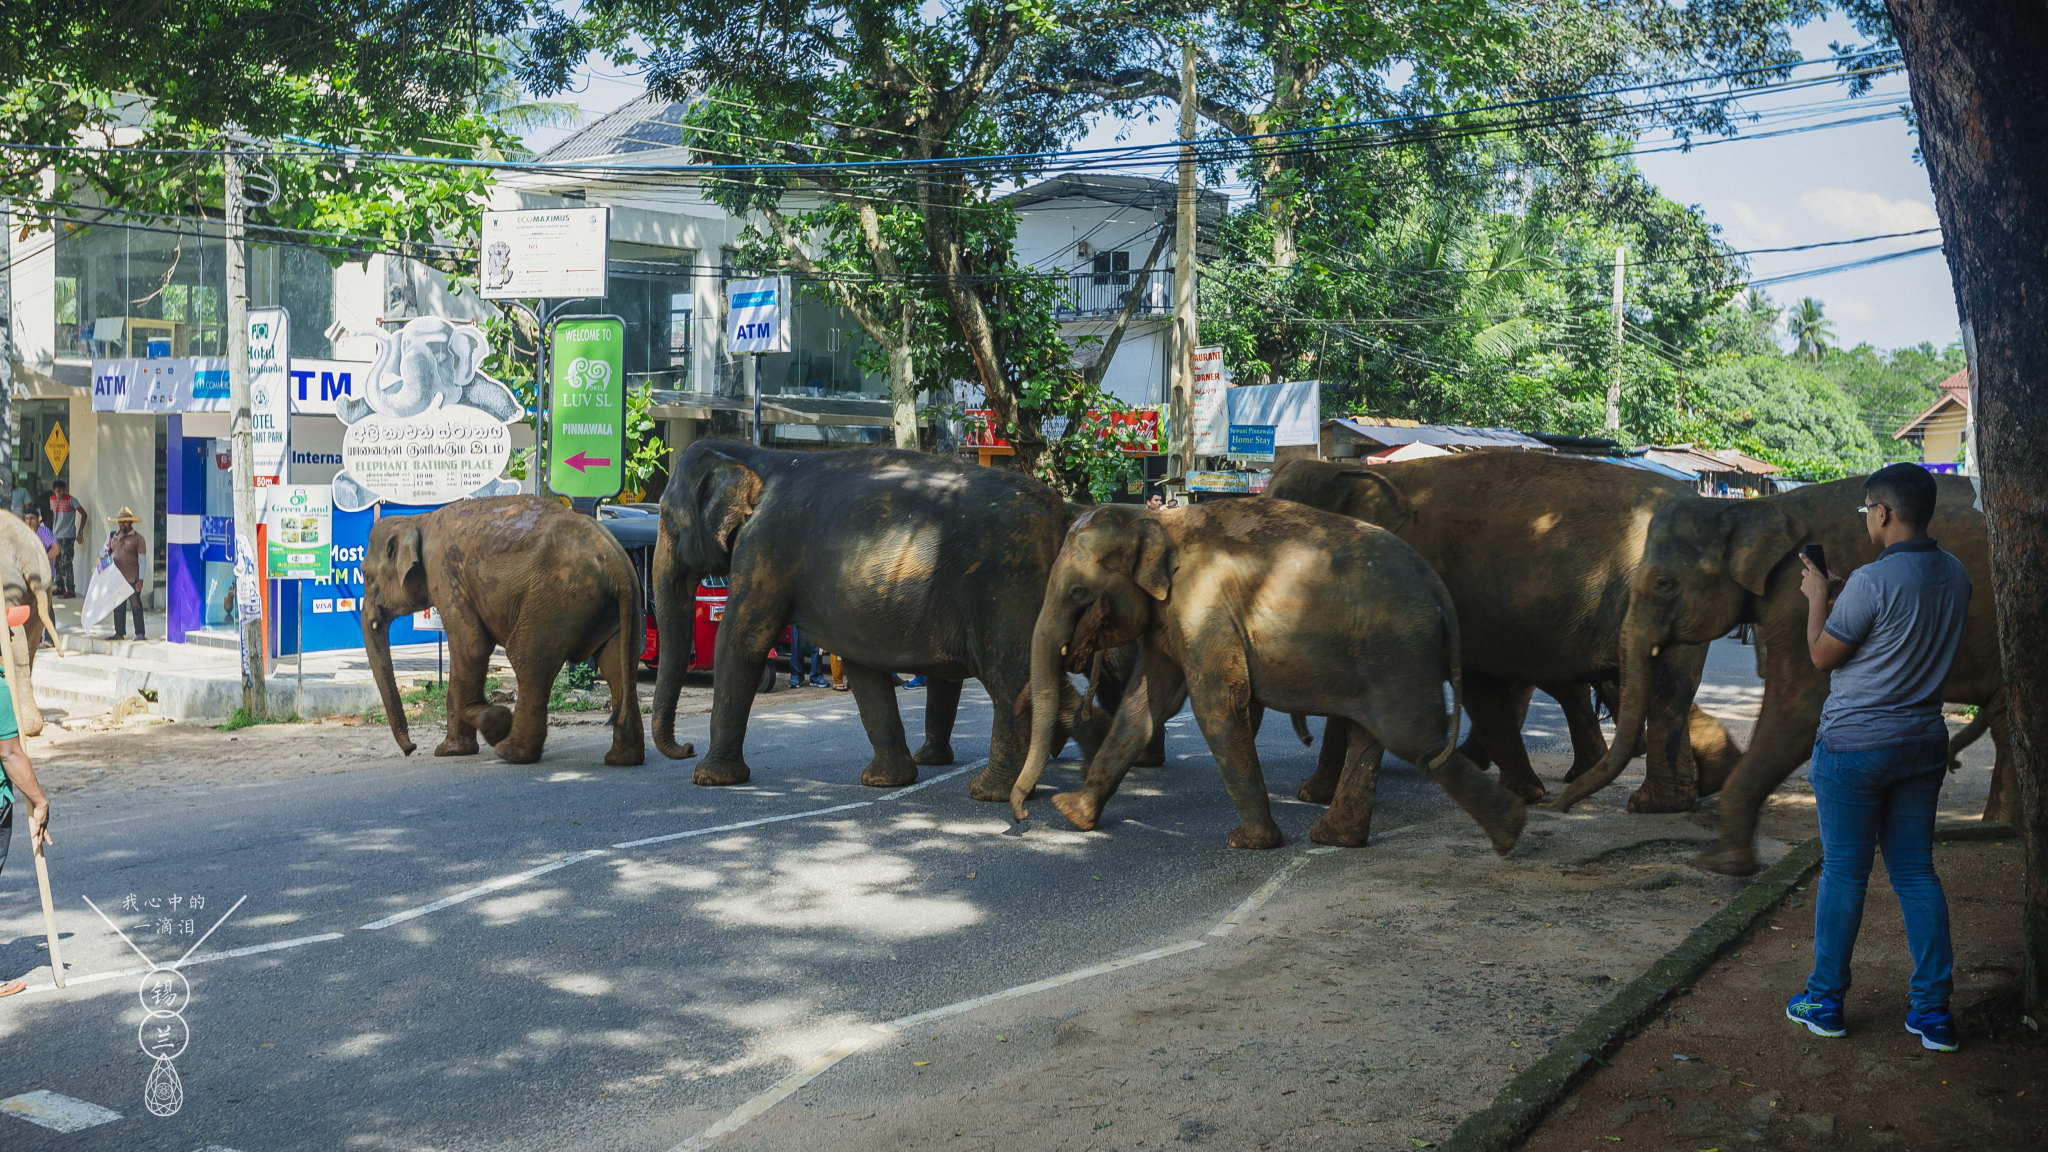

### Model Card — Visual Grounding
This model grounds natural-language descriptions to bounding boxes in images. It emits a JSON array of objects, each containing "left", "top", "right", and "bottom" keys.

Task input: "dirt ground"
[
  {"left": 1522, "top": 838, "right": 2046, "bottom": 1152},
  {"left": 24, "top": 675, "right": 841, "bottom": 810}
]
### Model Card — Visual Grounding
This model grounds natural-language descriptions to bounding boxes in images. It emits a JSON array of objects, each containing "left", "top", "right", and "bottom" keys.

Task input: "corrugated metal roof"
[
  {"left": 538, "top": 92, "right": 693, "bottom": 163},
  {"left": 1325, "top": 418, "right": 1552, "bottom": 451}
]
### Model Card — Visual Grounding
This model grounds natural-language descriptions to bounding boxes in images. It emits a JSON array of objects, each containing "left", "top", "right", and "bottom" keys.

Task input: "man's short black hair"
[
  {"left": 51, "top": 479, "right": 66, "bottom": 489},
  {"left": 1865, "top": 462, "right": 1938, "bottom": 530}
]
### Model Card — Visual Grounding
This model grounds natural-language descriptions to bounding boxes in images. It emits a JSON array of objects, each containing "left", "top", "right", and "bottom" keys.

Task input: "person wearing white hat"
[{"left": 102, "top": 508, "right": 149, "bottom": 641}]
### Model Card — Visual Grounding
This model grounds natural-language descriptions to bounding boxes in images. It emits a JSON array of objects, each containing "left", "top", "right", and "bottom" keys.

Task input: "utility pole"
[
  {"left": 1170, "top": 39, "right": 1198, "bottom": 486},
  {"left": 0, "top": 206, "right": 13, "bottom": 499},
  {"left": 1604, "top": 245, "right": 1625, "bottom": 433},
  {"left": 225, "top": 147, "right": 267, "bottom": 716}
]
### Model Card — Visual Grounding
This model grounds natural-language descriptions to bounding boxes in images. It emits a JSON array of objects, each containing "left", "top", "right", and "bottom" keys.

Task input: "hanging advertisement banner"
[
  {"left": 262, "top": 485, "right": 334, "bottom": 581},
  {"left": 92, "top": 356, "right": 368, "bottom": 415},
  {"left": 249, "top": 307, "right": 291, "bottom": 484},
  {"left": 1190, "top": 346, "right": 1232, "bottom": 456},
  {"left": 1226, "top": 425, "right": 1276, "bottom": 461},
  {"left": 546, "top": 315, "right": 627, "bottom": 498},
  {"left": 480, "top": 207, "right": 611, "bottom": 300},
  {"left": 331, "top": 317, "right": 523, "bottom": 512},
  {"left": 726, "top": 277, "right": 792, "bottom": 353}
]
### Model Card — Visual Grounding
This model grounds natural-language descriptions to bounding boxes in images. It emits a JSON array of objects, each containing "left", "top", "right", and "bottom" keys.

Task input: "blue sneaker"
[
  {"left": 1905, "top": 1007, "right": 1958, "bottom": 1051},
  {"left": 903, "top": 676, "right": 927, "bottom": 690},
  {"left": 1785, "top": 991, "right": 1846, "bottom": 1037}
]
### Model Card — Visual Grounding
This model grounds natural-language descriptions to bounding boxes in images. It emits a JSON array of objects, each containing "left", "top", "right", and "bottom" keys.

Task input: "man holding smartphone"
[{"left": 1785, "top": 463, "right": 1971, "bottom": 1051}]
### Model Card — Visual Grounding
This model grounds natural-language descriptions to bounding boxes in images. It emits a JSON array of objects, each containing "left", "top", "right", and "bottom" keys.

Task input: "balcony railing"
[{"left": 1054, "top": 269, "right": 1173, "bottom": 320}]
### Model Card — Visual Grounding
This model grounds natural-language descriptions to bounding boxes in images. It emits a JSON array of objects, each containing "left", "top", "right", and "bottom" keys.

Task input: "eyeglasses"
[{"left": 1857, "top": 503, "right": 1890, "bottom": 515}]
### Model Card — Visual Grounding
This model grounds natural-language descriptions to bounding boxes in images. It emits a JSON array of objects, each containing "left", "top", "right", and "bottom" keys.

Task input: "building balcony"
[{"left": 1053, "top": 269, "right": 1173, "bottom": 320}]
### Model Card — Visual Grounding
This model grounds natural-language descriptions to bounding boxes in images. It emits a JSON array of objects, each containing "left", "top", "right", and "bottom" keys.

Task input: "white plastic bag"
[{"left": 82, "top": 560, "right": 130, "bottom": 627}]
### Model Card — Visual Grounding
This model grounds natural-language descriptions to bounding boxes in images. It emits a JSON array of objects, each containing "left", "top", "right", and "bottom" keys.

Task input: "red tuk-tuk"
[{"left": 601, "top": 509, "right": 786, "bottom": 693}]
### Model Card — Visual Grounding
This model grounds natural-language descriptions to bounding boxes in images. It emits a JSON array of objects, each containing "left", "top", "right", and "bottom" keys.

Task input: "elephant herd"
[{"left": 358, "top": 441, "right": 2011, "bottom": 877}]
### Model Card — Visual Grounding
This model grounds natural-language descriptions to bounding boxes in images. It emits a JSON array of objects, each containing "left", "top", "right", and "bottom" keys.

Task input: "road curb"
[{"left": 1438, "top": 819, "right": 2015, "bottom": 1152}]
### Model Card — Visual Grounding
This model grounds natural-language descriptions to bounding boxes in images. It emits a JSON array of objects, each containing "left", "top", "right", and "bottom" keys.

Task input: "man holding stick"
[{"left": 0, "top": 659, "right": 53, "bottom": 997}]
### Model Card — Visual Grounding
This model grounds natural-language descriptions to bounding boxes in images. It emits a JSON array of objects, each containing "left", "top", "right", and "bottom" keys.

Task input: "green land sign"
[{"left": 548, "top": 317, "right": 626, "bottom": 498}]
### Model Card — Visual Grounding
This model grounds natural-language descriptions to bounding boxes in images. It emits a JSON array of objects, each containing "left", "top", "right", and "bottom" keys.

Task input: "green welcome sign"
[{"left": 547, "top": 316, "right": 627, "bottom": 498}]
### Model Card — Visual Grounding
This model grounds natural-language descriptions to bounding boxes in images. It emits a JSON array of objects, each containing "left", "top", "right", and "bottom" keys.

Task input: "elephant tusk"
[
  {"left": 1060, "top": 645, "right": 1067, "bottom": 657},
  {"left": 1650, "top": 645, "right": 1661, "bottom": 657}
]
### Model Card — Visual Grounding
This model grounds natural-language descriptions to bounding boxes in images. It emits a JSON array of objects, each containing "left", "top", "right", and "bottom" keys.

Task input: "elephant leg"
[
  {"left": 692, "top": 580, "right": 790, "bottom": 787},
  {"left": 1050, "top": 649, "right": 1186, "bottom": 830},
  {"left": 842, "top": 660, "right": 920, "bottom": 787},
  {"left": 1463, "top": 674, "right": 1547, "bottom": 801},
  {"left": 1696, "top": 637, "right": 1827, "bottom": 876},
  {"left": 1982, "top": 706, "right": 2018, "bottom": 824},
  {"left": 1425, "top": 749, "right": 1529, "bottom": 855},
  {"left": 1309, "top": 723, "right": 1385, "bottom": 846},
  {"left": 1549, "top": 682, "right": 1610, "bottom": 783},
  {"left": 596, "top": 632, "right": 645, "bottom": 767},
  {"left": 440, "top": 630, "right": 499, "bottom": 756},
  {"left": 1688, "top": 705, "right": 1742, "bottom": 797},
  {"left": 1083, "top": 659, "right": 1163, "bottom": 769},
  {"left": 1183, "top": 657, "right": 1282, "bottom": 850},
  {"left": 1458, "top": 680, "right": 1532, "bottom": 771},
  {"left": 912, "top": 676, "right": 961, "bottom": 766},
  {"left": 491, "top": 657, "right": 558, "bottom": 765},
  {"left": 1297, "top": 718, "right": 1347, "bottom": 804},
  {"left": 1629, "top": 642, "right": 1710, "bottom": 813}
]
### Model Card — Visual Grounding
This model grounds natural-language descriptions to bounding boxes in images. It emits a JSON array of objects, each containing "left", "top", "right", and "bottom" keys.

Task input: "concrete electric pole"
[
  {"left": 1170, "top": 40, "right": 1198, "bottom": 485},
  {"left": 1604, "top": 245, "right": 1625, "bottom": 433},
  {"left": 225, "top": 147, "right": 267, "bottom": 716}
]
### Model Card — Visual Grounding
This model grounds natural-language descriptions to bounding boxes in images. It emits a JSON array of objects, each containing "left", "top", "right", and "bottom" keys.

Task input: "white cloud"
[
  {"left": 1723, "top": 200, "right": 1792, "bottom": 246},
  {"left": 1798, "top": 188, "right": 1941, "bottom": 235}
]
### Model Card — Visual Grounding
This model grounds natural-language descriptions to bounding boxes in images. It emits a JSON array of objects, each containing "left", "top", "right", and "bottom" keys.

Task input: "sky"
[{"left": 521, "top": 14, "right": 1959, "bottom": 356}]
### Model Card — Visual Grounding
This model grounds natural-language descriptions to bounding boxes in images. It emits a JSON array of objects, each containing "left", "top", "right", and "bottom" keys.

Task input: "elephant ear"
[
  {"left": 388, "top": 520, "right": 428, "bottom": 603},
  {"left": 694, "top": 449, "right": 764, "bottom": 558},
  {"left": 1131, "top": 517, "right": 1176, "bottom": 601},
  {"left": 1722, "top": 502, "right": 1804, "bottom": 596},
  {"left": 1340, "top": 467, "right": 1414, "bottom": 524}
]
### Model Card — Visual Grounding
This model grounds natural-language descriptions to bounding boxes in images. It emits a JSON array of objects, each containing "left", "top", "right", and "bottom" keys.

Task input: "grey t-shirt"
[{"left": 1818, "top": 538, "right": 1971, "bottom": 752}]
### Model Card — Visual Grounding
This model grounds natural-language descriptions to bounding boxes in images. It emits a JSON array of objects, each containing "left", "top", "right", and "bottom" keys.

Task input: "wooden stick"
[{"left": 33, "top": 836, "right": 62, "bottom": 988}]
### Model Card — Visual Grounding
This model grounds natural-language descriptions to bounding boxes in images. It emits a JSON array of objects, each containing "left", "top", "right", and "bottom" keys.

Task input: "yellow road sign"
[{"left": 43, "top": 423, "right": 68, "bottom": 475}]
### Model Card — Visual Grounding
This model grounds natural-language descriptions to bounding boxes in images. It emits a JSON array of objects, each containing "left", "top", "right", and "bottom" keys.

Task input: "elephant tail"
[
  {"left": 1427, "top": 577, "right": 1462, "bottom": 773},
  {"left": 612, "top": 554, "right": 642, "bottom": 735}
]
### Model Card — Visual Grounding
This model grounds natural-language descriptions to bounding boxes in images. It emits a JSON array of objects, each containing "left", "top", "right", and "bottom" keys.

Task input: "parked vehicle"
[{"left": 599, "top": 507, "right": 785, "bottom": 693}]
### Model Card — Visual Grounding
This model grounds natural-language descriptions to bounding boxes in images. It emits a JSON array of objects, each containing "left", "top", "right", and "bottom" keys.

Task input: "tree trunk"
[
  {"left": 920, "top": 172, "right": 1043, "bottom": 476},
  {"left": 1886, "top": 0, "right": 2048, "bottom": 1022},
  {"left": 887, "top": 334, "right": 917, "bottom": 450}
]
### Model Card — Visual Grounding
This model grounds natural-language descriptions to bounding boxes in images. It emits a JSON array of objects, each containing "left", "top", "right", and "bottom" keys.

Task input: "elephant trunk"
[
  {"left": 1009, "top": 596, "right": 1085, "bottom": 820},
  {"left": 364, "top": 612, "right": 415, "bottom": 755},
  {"left": 1552, "top": 613, "right": 1658, "bottom": 811},
  {"left": 650, "top": 524, "right": 698, "bottom": 760},
  {"left": 37, "top": 582, "right": 60, "bottom": 657}
]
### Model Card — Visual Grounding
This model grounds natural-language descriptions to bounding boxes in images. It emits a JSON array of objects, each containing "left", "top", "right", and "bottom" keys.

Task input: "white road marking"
[
  {"left": 360, "top": 851, "right": 609, "bottom": 930},
  {"left": 611, "top": 804, "right": 873, "bottom": 850},
  {"left": 880, "top": 938, "right": 1208, "bottom": 1032},
  {"left": 874, "top": 759, "right": 987, "bottom": 801},
  {"left": 667, "top": 1034, "right": 877, "bottom": 1152},
  {"left": 668, "top": 849, "right": 1322, "bottom": 1147},
  {"left": 0, "top": 1090, "right": 123, "bottom": 1132},
  {"left": 1209, "top": 853, "right": 1315, "bottom": 936},
  {"left": 192, "top": 1145, "right": 251, "bottom": 1152},
  {"left": 13, "top": 932, "right": 351, "bottom": 997}
]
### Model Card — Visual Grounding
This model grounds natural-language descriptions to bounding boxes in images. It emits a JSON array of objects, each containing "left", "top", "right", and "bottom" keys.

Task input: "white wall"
[
  {"left": 66, "top": 403, "right": 158, "bottom": 605},
  {"left": 1013, "top": 198, "right": 1170, "bottom": 277}
]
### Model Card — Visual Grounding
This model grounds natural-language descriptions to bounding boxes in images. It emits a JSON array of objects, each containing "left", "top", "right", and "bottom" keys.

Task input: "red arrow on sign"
[{"left": 564, "top": 450, "right": 612, "bottom": 472}]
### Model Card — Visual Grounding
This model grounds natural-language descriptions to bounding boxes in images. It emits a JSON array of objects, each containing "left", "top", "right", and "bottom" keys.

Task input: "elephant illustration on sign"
[{"left": 331, "top": 317, "right": 524, "bottom": 513}]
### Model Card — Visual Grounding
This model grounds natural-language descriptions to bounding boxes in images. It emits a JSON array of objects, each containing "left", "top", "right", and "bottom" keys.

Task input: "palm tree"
[{"left": 1786, "top": 296, "right": 1836, "bottom": 363}]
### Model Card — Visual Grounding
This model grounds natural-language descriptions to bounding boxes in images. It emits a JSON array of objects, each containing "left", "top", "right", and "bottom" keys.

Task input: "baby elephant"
[
  {"left": 362, "top": 496, "right": 645, "bottom": 765},
  {"left": 1010, "top": 500, "right": 1525, "bottom": 854}
]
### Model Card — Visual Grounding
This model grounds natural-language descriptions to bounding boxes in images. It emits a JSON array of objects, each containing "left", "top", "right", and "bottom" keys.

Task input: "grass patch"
[
  {"left": 364, "top": 678, "right": 501, "bottom": 727},
  {"left": 549, "top": 662, "right": 611, "bottom": 712},
  {"left": 215, "top": 707, "right": 302, "bottom": 731},
  {"left": 361, "top": 668, "right": 616, "bottom": 724}
]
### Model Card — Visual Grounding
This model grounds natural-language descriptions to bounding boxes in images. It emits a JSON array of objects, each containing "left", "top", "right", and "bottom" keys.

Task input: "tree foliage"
[{"left": 1691, "top": 355, "right": 1884, "bottom": 480}]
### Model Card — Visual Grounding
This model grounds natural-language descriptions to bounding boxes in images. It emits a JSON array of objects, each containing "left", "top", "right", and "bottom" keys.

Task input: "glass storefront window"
[
  {"left": 53, "top": 221, "right": 335, "bottom": 360},
  {"left": 756, "top": 278, "right": 886, "bottom": 398},
  {"left": 558, "top": 241, "right": 696, "bottom": 390}
]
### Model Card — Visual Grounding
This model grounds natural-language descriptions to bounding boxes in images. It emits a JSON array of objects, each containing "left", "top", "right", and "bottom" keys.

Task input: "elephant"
[
  {"left": 1265, "top": 454, "right": 1743, "bottom": 810},
  {"left": 0, "top": 515, "right": 61, "bottom": 737},
  {"left": 361, "top": 495, "right": 644, "bottom": 765},
  {"left": 1551, "top": 474, "right": 2005, "bottom": 876},
  {"left": 649, "top": 441, "right": 1109, "bottom": 796},
  {"left": 1009, "top": 500, "right": 1528, "bottom": 854}
]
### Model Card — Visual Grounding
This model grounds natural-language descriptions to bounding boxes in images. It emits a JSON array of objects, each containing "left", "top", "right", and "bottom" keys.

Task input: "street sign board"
[
  {"left": 249, "top": 307, "right": 290, "bottom": 484},
  {"left": 1190, "top": 346, "right": 1232, "bottom": 455},
  {"left": 263, "top": 484, "right": 333, "bottom": 580},
  {"left": 1186, "top": 470, "right": 1249, "bottom": 493},
  {"left": 726, "top": 277, "right": 791, "bottom": 354},
  {"left": 547, "top": 316, "right": 627, "bottom": 499},
  {"left": 1227, "top": 424, "right": 1276, "bottom": 461},
  {"left": 480, "top": 208, "right": 611, "bottom": 300}
]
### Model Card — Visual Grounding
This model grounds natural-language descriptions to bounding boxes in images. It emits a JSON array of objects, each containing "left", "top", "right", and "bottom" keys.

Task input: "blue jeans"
[{"left": 1806, "top": 735, "right": 1953, "bottom": 1011}]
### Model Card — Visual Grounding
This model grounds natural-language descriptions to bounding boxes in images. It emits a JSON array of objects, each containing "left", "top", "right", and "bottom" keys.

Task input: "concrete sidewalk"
[{"left": 29, "top": 588, "right": 485, "bottom": 723}]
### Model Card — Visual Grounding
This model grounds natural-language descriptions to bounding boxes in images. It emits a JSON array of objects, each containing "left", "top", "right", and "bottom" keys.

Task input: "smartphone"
[{"left": 1803, "top": 543, "right": 1828, "bottom": 576}]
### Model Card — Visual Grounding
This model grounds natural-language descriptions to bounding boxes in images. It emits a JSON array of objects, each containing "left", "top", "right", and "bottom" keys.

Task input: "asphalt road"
[{"left": 0, "top": 670, "right": 1619, "bottom": 1151}]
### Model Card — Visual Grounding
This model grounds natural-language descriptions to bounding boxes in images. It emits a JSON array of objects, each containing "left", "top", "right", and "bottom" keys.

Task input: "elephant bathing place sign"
[
  {"left": 333, "top": 317, "right": 522, "bottom": 512},
  {"left": 547, "top": 316, "right": 626, "bottom": 499}
]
